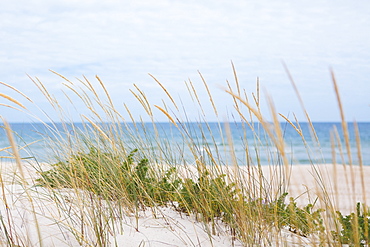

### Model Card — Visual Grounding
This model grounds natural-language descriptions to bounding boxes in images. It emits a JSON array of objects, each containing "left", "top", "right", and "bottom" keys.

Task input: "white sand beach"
[
  {"left": 1, "top": 161, "right": 369, "bottom": 246},
  {"left": 260, "top": 163, "right": 370, "bottom": 214}
]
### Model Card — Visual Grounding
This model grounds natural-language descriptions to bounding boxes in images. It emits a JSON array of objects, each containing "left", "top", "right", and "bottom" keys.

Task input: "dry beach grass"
[{"left": 1, "top": 67, "right": 369, "bottom": 246}]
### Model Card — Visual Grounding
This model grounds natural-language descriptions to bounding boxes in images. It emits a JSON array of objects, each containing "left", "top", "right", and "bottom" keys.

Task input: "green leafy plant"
[
  {"left": 177, "top": 170, "right": 238, "bottom": 222},
  {"left": 333, "top": 202, "right": 370, "bottom": 246},
  {"left": 124, "top": 152, "right": 182, "bottom": 205},
  {"left": 262, "top": 193, "right": 325, "bottom": 237}
]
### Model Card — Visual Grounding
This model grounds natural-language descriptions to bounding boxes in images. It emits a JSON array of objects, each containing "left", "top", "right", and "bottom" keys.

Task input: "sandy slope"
[
  {"left": 0, "top": 161, "right": 243, "bottom": 247},
  {"left": 1, "top": 161, "right": 369, "bottom": 246}
]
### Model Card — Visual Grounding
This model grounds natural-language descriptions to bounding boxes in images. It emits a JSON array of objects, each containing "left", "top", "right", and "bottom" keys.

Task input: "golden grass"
[{"left": 0, "top": 66, "right": 368, "bottom": 246}]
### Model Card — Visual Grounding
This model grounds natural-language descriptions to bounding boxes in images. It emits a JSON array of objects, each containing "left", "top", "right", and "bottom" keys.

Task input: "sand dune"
[
  {"left": 1, "top": 161, "right": 369, "bottom": 246},
  {"left": 0, "top": 161, "right": 243, "bottom": 246}
]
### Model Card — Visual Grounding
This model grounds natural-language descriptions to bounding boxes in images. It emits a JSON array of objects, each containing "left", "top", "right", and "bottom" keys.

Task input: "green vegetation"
[
  {"left": 37, "top": 144, "right": 326, "bottom": 242},
  {"left": 37, "top": 147, "right": 182, "bottom": 205},
  {"left": 266, "top": 193, "right": 325, "bottom": 237},
  {"left": 333, "top": 202, "right": 370, "bottom": 246}
]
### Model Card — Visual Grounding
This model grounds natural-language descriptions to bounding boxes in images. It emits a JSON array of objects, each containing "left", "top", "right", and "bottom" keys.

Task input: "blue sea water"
[{"left": 1, "top": 122, "right": 370, "bottom": 166}]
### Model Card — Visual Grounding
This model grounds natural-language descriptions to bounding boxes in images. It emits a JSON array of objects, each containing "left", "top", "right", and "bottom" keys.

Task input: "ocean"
[{"left": 1, "top": 122, "right": 369, "bottom": 166}]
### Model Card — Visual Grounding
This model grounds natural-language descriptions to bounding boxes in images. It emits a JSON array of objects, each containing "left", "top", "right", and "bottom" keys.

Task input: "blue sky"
[{"left": 1, "top": 0, "right": 370, "bottom": 122}]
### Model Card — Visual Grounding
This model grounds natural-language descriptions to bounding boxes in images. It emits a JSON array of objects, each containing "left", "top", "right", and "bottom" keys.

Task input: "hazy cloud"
[{"left": 1, "top": 0, "right": 369, "bottom": 121}]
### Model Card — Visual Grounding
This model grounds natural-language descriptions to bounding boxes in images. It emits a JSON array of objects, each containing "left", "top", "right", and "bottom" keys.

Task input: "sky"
[{"left": 1, "top": 0, "right": 370, "bottom": 122}]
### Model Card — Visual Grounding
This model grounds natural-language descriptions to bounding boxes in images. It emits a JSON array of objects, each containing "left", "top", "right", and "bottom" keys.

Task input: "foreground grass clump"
[
  {"left": 37, "top": 147, "right": 181, "bottom": 206},
  {"left": 36, "top": 144, "right": 327, "bottom": 242}
]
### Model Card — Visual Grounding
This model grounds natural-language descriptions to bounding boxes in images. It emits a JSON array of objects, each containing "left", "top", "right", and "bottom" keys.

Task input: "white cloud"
[{"left": 1, "top": 0, "right": 370, "bottom": 121}]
